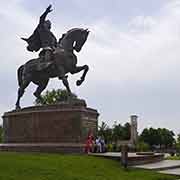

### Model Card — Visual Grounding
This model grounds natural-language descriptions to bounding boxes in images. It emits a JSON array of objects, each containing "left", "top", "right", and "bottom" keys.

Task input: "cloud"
[
  {"left": 81, "top": 0, "right": 180, "bottom": 85},
  {"left": 77, "top": 0, "right": 180, "bottom": 134}
]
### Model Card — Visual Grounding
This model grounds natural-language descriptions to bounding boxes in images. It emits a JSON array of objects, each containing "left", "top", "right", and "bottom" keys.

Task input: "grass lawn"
[{"left": 0, "top": 152, "right": 177, "bottom": 180}]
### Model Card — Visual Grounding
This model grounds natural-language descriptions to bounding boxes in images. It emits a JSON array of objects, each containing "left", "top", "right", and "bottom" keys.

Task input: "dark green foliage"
[
  {"left": 136, "top": 141, "right": 150, "bottom": 152},
  {"left": 98, "top": 121, "right": 112, "bottom": 143},
  {"left": 121, "top": 122, "right": 131, "bottom": 140},
  {"left": 140, "top": 127, "right": 175, "bottom": 149},
  {"left": 0, "top": 152, "right": 176, "bottom": 180},
  {"left": 98, "top": 121, "right": 131, "bottom": 144},
  {"left": 176, "top": 134, "right": 180, "bottom": 154},
  {"left": 167, "top": 156, "right": 180, "bottom": 160},
  {"left": 0, "top": 126, "right": 3, "bottom": 143},
  {"left": 34, "top": 89, "right": 77, "bottom": 105},
  {"left": 177, "top": 134, "right": 180, "bottom": 144}
]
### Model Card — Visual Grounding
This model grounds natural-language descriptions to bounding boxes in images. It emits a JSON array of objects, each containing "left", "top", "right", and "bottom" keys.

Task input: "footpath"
[{"left": 134, "top": 160, "right": 180, "bottom": 176}]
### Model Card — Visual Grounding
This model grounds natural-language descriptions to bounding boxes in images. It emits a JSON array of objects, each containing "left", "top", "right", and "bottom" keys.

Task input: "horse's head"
[
  {"left": 74, "top": 28, "right": 90, "bottom": 52},
  {"left": 59, "top": 28, "right": 90, "bottom": 52}
]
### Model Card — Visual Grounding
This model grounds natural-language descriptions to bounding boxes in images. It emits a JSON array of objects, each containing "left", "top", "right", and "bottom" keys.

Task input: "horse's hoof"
[{"left": 76, "top": 80, "right": 82, "bottom": 86}]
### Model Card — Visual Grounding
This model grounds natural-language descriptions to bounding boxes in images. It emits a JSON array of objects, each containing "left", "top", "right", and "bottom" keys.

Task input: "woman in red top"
[{"left": 84, "top": 133, "right": 94, "bottom": 153}]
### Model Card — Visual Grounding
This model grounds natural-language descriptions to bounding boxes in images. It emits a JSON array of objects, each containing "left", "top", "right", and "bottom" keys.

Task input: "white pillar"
[{"left": 130, "top": 115, "right": 138, "bottom": 144}]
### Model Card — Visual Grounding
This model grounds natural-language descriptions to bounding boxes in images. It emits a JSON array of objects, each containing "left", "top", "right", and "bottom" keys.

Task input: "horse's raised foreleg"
[
  {"left": 70, "top": 65, "right": 89, "bottom": 86},
  {"left": 15, "top": 80, "right": 30, "bottom": 110}
]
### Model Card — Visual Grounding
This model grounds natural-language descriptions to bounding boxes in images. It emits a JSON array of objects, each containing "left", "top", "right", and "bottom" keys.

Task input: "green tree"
[
  {"left": 112, "top": 122, "right": 131, "bottom": 142},
  {"left": 122, "top": 122, "right": 131, "bottom": 140},
  {"left": 98, "top": 121, "right": 113, "bottom": 143},
  {"left": 98, "top": 121, "right": 108, "bottom": 136},
  {"left": 0, "top": 126, "right": 3, "bottom": 143},
  {"left": 34, "top": 89, "right": 77, "bottom": 105},
  {"left": 139, "top": 128, "right": 149, "bottom": 143},
  {"left": 177, "top": 134, "right": 180, "bottom": 144},
  {"left": 136, "top": 141, "right": 150, "bottom": 152},
  {"left": 176, "top": 134, "right": 180, "bottom": 154},
  {"left": 159, "top": 128, "right": 175, "bottom": 148},
  {"left": 140, "top": 127, "right": 175, "bottom": 149},
  {"left": 98, "top": 121, "right": 131, "bottom": 144},
  {"left": 112, "top": 123, "right": 123, "bottom": 143}
]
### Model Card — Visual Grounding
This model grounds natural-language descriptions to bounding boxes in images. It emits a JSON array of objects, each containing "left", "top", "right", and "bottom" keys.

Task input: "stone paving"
[
  {"left": 159, "top": 168, "right": 180, "bottom": 176},
  {"left": 134, "top": 160, "right": 180, "bottom": 170},
  {"left": 134, "top": 160, "right": 180, "bottom": 176},
  {"left": 90, "top": 152, "right": 162, "bottom": 157},
  {"left": 91, "top": 153, "right": 180, "bottom": 176},
  {"left": 90, "top": 152, "right": 164, "bottom": 166}
]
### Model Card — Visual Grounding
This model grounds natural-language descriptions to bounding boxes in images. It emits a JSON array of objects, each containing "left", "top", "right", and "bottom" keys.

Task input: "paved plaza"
[
  {"left": 134, "top": 160, "right": 180, "bottom": 176},
  {"left": 159, "top": 168, "right": 180, "bottom": 176},
  {"left": 91, "top": 152, "right": 162, "bottom": 158},
  {"left": 91, "top": 153, "right": 180, "bottom": 176},
  {"left": 134, "top": 160, "right": 180, "bottom": 170}
]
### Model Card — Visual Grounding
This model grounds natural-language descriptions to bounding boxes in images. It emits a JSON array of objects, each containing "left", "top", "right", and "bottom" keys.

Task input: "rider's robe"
[{"left": 22, "top": 9, "right": 57, "bottom": 52}]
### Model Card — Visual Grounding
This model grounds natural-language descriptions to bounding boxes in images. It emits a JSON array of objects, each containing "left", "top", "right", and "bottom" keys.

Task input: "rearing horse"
[{"left": 15, "top": 28, "right": 90, "bottom": 109}]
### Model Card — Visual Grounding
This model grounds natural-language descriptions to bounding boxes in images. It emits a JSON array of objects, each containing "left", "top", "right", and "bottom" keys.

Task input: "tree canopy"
[
  {"left": 0, "top": 126, "right": 3, "bottom": 143},
  {"left": 177, "top": 134, "right": 180, "bottom": 144},
  {"left": 140, "top": 127, "right": 175, "bottom": 149},
  {"left": 34, "top": 89, "right": 77, "bottom": 105},
  {"left": 98, "top": 121, "right": 131, "bottom": 143}
]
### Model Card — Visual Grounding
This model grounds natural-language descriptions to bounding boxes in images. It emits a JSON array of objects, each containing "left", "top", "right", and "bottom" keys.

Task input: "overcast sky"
[{"left": 1, "top": 0, "right": 180, "bottom": 135}]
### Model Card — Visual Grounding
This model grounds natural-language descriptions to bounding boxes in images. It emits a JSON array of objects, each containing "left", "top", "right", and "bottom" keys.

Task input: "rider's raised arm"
[{"left": 39, "top": 5, "right": 52, "bottom": 25}]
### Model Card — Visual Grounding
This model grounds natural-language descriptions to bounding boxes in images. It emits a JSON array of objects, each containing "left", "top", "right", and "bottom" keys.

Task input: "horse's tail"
[{"left": 17, "top": 65, "right": 24, "bottom": 87}]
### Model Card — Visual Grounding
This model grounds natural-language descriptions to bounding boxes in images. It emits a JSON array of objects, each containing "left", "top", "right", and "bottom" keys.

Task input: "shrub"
[
  {"left": 136, "top": 141, "right": 150, "bottom": 152},
  {"left": 107, "top": 143, "right": 113, "bottom": 152}
]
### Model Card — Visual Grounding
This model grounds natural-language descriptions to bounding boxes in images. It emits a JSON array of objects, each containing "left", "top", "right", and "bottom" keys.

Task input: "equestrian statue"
[{"left": 15, "top": 5, "right": 90, "bottom": 109}]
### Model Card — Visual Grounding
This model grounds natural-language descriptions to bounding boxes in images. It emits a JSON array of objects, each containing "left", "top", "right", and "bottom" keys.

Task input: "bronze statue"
[
  {"left": 15, "top": 5, "right": 90, "bottom": 109},
  {"left": 21, "top": 5, "right": 57, "bottom": 66}
]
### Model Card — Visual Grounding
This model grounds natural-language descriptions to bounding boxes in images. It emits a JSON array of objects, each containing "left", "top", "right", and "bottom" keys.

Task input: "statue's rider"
[{"left": 21, "top": 5, "right": 57, "bottom": 67}]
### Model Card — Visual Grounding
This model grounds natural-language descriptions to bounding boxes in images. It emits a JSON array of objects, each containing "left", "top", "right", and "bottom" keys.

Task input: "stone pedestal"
[{"left": 2, "top": 99, "right": 99, "bottom": 153}]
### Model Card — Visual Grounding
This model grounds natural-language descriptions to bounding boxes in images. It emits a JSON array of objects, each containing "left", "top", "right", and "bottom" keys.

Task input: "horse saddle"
[
  {"left": 36, "top": 50, "right": 54, "bottom": 71},
  {"left": 36, "top": 61, "right": 53, "bottom": 71}
]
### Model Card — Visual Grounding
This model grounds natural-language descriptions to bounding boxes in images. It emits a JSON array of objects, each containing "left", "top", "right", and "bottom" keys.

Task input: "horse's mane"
[
  {"left": 63, "top": 28, "right": 85, "bottom": 40},
  {"left": 66, "top": 28, "right": 84, "bottom": 34},
  {"left": 58, "top": 28, "right": 88, "bottom": 50},
  {"left": 58, "top": 28, "right": 85, "bottom": 45}
]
